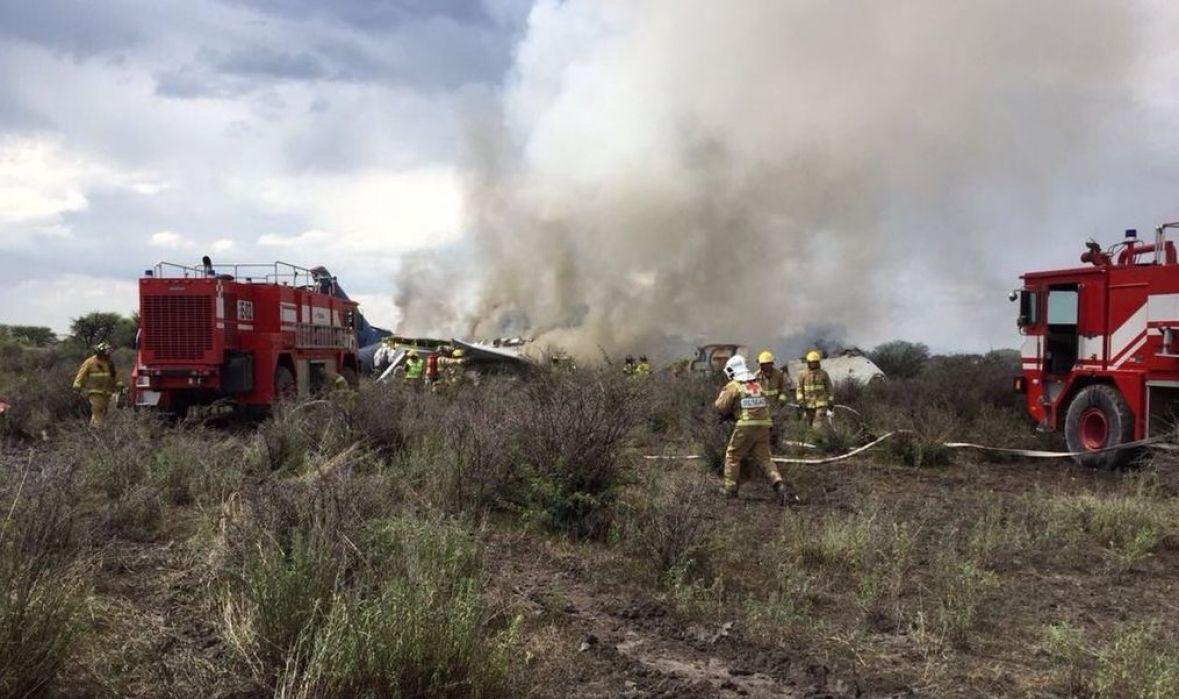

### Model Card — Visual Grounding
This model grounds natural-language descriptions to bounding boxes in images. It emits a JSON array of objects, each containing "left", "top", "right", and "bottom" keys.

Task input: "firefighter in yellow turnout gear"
[
  {"left": 797, "top": 350, "right": 834, "bottom": 432},
  {"left": 438, "top": 348, "right": 469, "bottom": 386},
  {"left": 634, "top": 355, "right": 651, "bottom": 378},
  {"left": 756, "top": 350, "right": 790, "bottom": 447},
  {"left": 714, "top": 355, "right": 793, "bottom": 505},
  {"left": 73, "top": 342, "right": 121, "bottom": 425}
]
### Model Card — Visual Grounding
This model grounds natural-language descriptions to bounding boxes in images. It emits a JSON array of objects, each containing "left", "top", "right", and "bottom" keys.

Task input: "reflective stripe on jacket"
[
  {"left": 757, "top": 368, "right": 789, "bottom": 403},
  {"left": 73, "top": 356, "right": 116, "bottom": 395}
]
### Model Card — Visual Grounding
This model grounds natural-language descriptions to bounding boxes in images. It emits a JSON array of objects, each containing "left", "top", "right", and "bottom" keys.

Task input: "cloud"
[
  {"left": 0, "top": 137, "right": 92, "bottom": 227},
  {"left": 250, "top": 166, "right": 464, "bottom": 252},
  {"left": 0, "top": 274, "right": 138, "bottom": 334},
  {"left": 148, "top": 230, "right": 191, "bottom": 248}
]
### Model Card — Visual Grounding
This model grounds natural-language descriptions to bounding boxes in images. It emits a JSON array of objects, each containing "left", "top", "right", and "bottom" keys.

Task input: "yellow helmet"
[
  {"left": 806, "top": 350, "right": 822, "bottom": 363},
  {"left": 407, "top": 349, "right": 419, "bottom": 358},
  {"left": 452, "top": 349, "right": 464, "bottom": 358},
  {"left": 757, "top": 350, "right": 775, "bottom": 365}
]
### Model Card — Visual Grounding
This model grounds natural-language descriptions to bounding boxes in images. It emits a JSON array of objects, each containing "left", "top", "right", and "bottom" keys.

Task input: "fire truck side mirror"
[{"left": 1016, "top": 289, "right": 1038, "bottom": 327}]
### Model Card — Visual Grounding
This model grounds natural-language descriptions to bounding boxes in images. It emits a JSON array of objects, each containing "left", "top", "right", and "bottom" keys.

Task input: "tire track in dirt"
[{"left": 491, "top": 533, "right": 859, "bottom": 698}]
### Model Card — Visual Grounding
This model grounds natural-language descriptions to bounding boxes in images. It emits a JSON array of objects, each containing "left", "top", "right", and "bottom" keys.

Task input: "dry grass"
[{"left": 1, "top": 344, "right": 1178, "bottom": 697}]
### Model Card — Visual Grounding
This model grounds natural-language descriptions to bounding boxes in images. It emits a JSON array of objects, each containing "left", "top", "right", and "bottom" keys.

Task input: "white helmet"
[{"left": 723, "top": 355, "right": 756, "bottom": 382}]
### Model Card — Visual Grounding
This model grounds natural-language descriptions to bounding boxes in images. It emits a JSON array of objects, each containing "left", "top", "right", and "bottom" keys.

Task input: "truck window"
[{"left": 1047, "top": 290, "right": 1078, "bottom": 325}]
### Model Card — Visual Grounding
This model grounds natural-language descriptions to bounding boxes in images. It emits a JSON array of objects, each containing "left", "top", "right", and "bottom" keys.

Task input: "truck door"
[{"left": 1045, "top": 284, "right": 1079, "bottom": 376}]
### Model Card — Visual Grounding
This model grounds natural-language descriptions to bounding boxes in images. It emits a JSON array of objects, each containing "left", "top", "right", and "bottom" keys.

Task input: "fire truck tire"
[
  {"left": 274, "top": 365, "right": 296, "bottom": 402},
  {"left": 1063, "top": 384, "right": 1136, "bottom": 470}
]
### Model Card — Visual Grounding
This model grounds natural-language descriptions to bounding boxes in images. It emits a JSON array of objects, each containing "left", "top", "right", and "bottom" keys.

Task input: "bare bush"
[
  {"left": 617, "top": 469, "right": 718, "bottom": 583},
  {"left": 417, "top": 369, "right": 640, "bottom": 538},
  {"left": 0, "top": 456, "right": 89, "bottom": 697},
  {"left": 507, "top": 368, "right": 640, "bottom": 537},
  {"left": 0, "top": 347, "right": 88, "bottom": 439}
]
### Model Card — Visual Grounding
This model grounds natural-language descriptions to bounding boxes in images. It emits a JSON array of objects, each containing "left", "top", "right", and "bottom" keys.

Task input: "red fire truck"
[
  {"left": 1015, "top": 222, "right": 1179, "bottom": 468},
  {"left": 132, "top": 260, "right": 360, "bottom": 415}
]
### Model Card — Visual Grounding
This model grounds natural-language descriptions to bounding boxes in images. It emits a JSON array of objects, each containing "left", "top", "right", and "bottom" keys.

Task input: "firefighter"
[
  {"left": 714, "top": 355, "right": 793, "bottom": 505},
  {"left": 796, "top": 350, "right": 834, "bottom": 432},
  {"left": 623, "top": 355, "right": 636, "bottom": 377},
  {"left": 73, "top": 342, "right": 121, "bottom": 425},
  {"left": 326, "top": 367, "right": 356, "bottom": 407},
  {"left": 438, "top": 348, "right": 469, "bottom": 386},
  {"left": 425, "top": 351, "right": 440, "bottom": 386},
  {"left": 756, "top": 350, "right": 790, "bottom": 447},
  {"left": 756, "top": 351, "right": 790, "bottom": 405},
  {"left": 634, "top": 355, "right": 652, "bottom": 378},
  {"left": 403, "top": 350, "right": 424, "bottom": 385}
]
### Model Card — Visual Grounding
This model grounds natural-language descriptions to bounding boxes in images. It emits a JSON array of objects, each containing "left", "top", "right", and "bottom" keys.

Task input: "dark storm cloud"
[
  {"left": 209, "top": 46, "right": 329, "bottom": 80},
  {"left": 150, "top": 2, "right": 527, "bottom": 99},
  {"left": 226, "top": 0, "right": 506, "bottom": 31},
  {"left": 0, "top": 0, "right": 141, "bottom": 57}
]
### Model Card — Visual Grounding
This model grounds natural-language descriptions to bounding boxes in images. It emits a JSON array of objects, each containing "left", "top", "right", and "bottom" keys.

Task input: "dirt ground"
[{"left": 480, "top": 455, "right": 1179, "bottom": 698}]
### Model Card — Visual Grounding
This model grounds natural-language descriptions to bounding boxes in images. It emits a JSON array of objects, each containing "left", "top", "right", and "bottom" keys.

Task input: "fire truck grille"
[{"left": 142, "top": 295, "right": 214, "bottom": 360}]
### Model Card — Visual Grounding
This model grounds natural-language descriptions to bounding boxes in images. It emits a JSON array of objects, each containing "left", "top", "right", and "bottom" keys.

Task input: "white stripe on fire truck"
[
  {"left": 1108, "top": 303, "right": 1148, "bottom": 365},
  {"left": 1112, "top": 332, "right": 1148, "bottom": 369}
]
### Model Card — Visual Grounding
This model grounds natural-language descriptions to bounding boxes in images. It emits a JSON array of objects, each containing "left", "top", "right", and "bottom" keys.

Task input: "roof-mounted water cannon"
[{"left": 1081, "top": 239, "right": 1112, "bottom": 267}]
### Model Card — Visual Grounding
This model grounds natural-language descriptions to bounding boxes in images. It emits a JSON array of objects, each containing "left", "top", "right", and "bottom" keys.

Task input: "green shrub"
[
  {"left": 222, "top": 499, "right": 521, "bottom": 698},
  {"left": 1091, "top": 623, "right": 1179, "bottom": 699},
  {"left": 286, "top": 517, "right": 521, "bottom": 698},
  {"left": 1043, "top": 622, "right": 1179, "bottom": 699},
  {"left": 924, "top": 551, "right": 998, "bottom": 647},
  {"left": 1043, "top": 494, "right": 1172, "bottom": 572}
]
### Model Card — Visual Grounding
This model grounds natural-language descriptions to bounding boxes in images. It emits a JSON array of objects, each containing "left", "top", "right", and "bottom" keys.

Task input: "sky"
[
  {"left": 2, "top": 1, "right": 1179, "bottom": 354},
  {"left": 0, "top": 0, "right": 532, "bottom": 334}
]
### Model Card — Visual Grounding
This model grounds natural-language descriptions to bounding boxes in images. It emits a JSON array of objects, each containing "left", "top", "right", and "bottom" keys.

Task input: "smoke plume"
[{"left": 397, "top": 0, "right": 1173, "bottom": 359}]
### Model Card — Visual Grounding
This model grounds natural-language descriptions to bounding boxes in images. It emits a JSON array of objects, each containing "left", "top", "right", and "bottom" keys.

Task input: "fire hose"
[{"left": 643, "top": 432, "right": 1168, "bottom": 465}]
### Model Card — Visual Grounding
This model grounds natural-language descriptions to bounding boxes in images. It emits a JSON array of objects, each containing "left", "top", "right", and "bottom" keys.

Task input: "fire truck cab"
[
  {"left": 1015, "top": 223, "right": 1179, "bottom": 467},
  {"left": 132, "top": 261, "right": 360, "bottom": 415}
]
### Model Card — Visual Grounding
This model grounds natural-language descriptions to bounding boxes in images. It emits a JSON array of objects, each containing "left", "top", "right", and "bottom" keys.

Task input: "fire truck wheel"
[
  {"left": 1063, "top": 384, "right": 1135, "bottom": 470},
  {"left": 274, "top": 365, "right": 296, "bottom": 402}
]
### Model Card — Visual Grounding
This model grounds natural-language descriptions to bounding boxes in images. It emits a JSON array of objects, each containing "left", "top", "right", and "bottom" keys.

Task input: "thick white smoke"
[{"left": 397, "top": 0, "right": 1178, "bottom": 359}]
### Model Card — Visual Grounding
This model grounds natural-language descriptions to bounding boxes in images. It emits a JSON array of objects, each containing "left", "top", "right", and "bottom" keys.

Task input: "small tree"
[
  {"left": 69, "top": 312, "right": 137, "bottom": 349},
  {"left": 870, "top": 340, "right": 931, "bottom": 379}
]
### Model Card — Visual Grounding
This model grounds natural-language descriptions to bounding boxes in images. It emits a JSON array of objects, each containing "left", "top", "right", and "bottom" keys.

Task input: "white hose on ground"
[{"left": 643, "top": 433, "right": 1167, "bottom": 465}]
